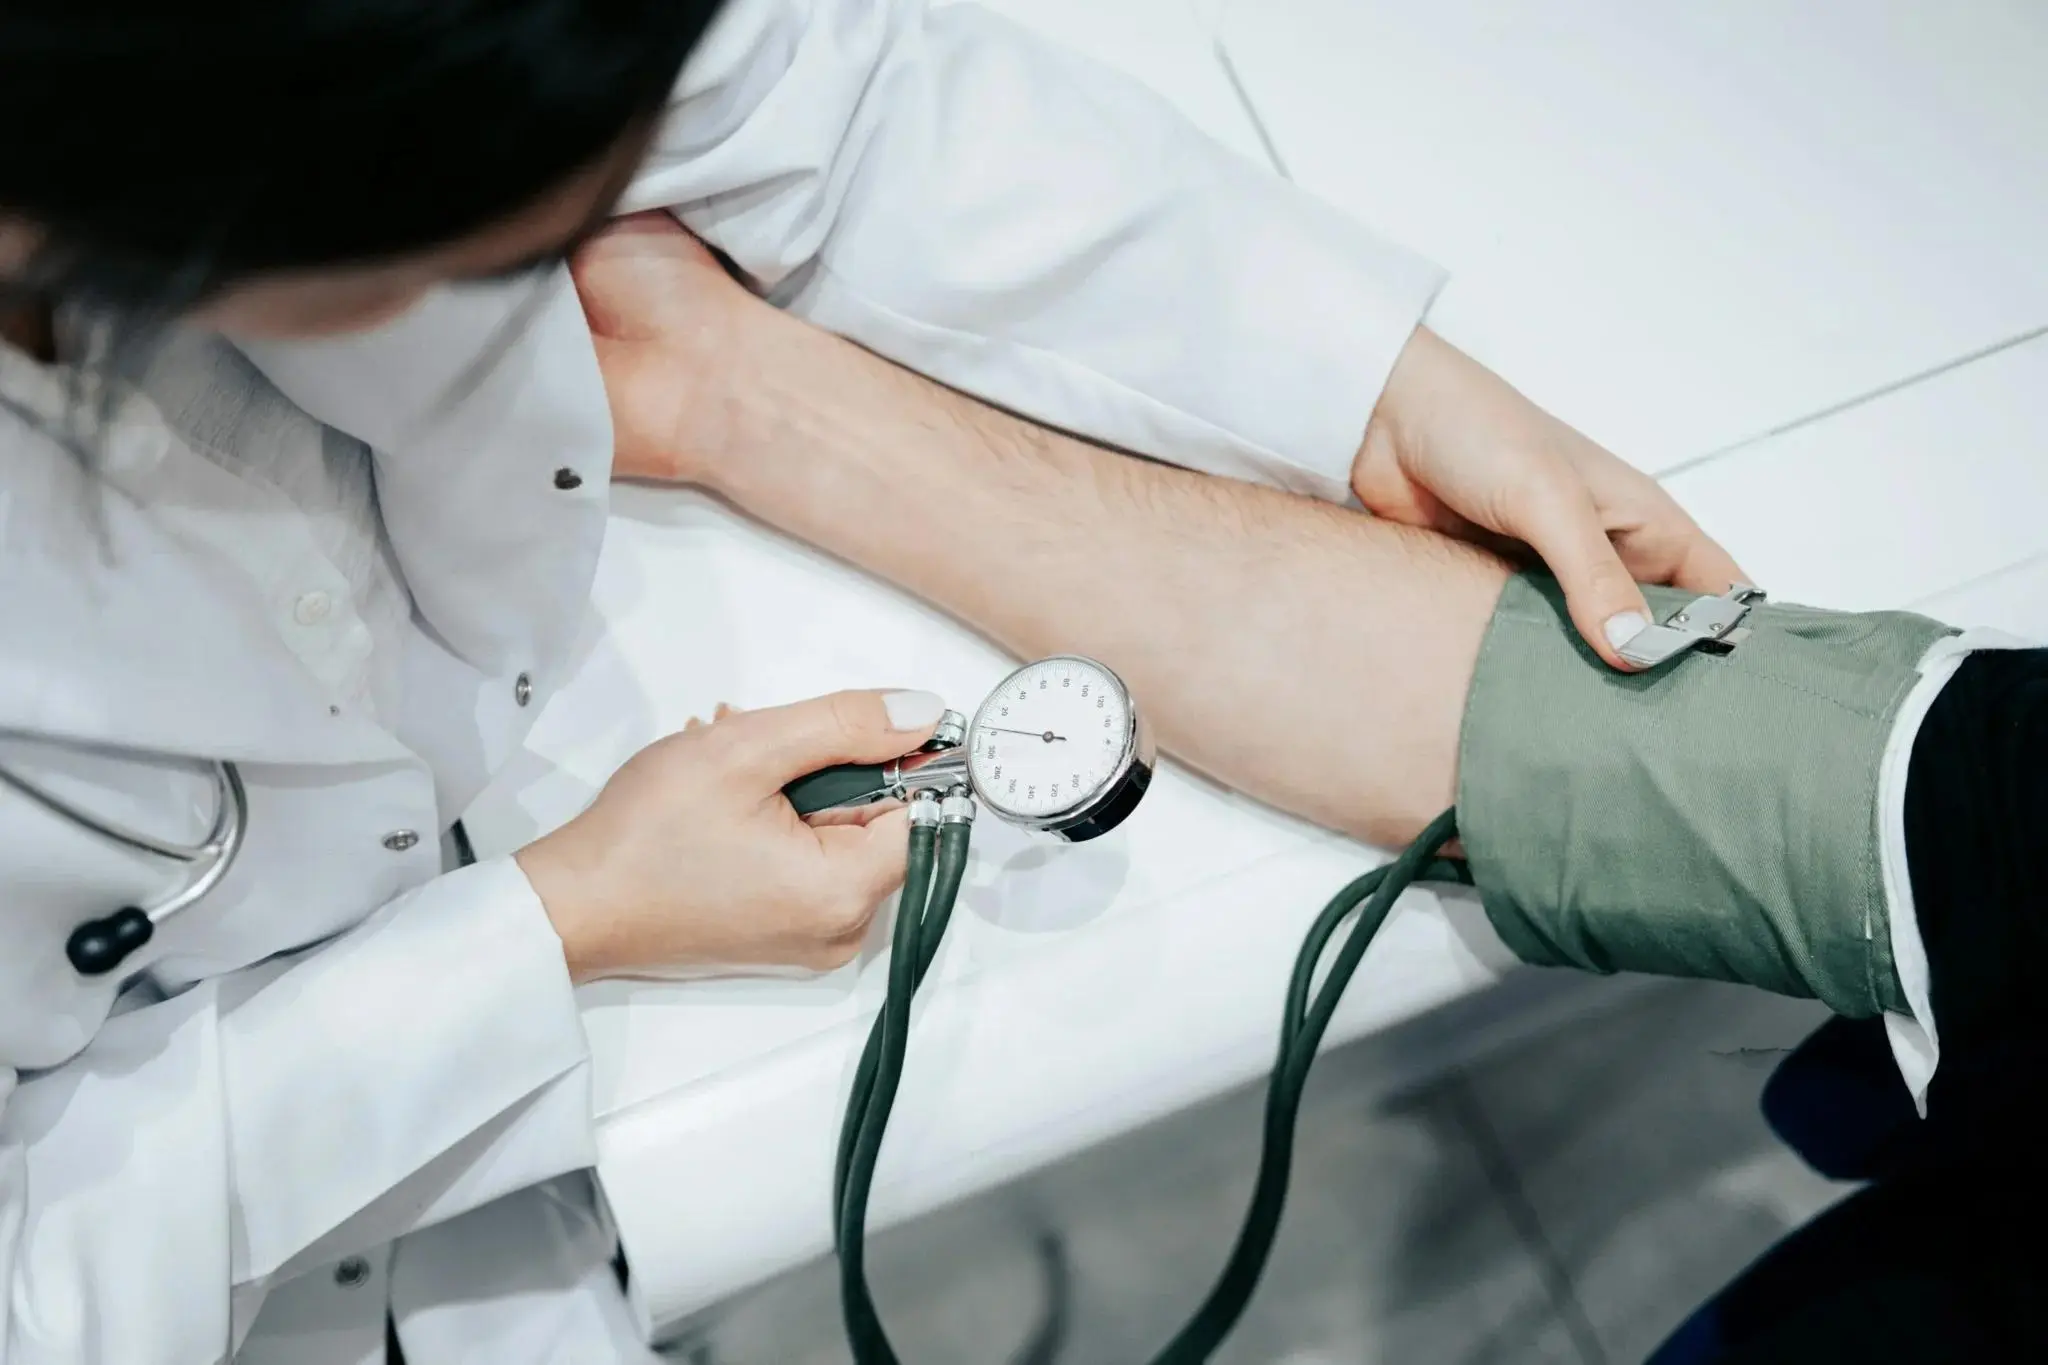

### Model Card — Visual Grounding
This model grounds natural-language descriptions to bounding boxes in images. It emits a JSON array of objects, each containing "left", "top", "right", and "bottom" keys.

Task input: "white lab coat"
[{"left": 0, "top": 1, "right": 1441, "bottom": 1360}]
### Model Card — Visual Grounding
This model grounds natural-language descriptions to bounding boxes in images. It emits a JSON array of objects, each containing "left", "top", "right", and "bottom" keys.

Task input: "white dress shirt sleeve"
[
  {"left": 622, "top": 0, "right": 1446, "bottom": 502},
  {"left": 1, "top": 857, "right": 593, "bottom": 1364}
]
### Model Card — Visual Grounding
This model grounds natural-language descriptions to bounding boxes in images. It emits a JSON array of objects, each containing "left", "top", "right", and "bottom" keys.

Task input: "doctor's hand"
[
  {"left": 516, "top": 689, "right": 947, "bottom": 982},
  {"left": 1353, "top": 327, "right": 1747, "bottom": 670}
]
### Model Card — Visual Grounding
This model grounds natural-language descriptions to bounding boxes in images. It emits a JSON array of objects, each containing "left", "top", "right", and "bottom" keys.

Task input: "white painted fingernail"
[
  {"left": 1604, "top": 611, "right": 1650, "bottom": 651},
  {"left": 883, "top": 690, "right": 947, "bottom": 730}
]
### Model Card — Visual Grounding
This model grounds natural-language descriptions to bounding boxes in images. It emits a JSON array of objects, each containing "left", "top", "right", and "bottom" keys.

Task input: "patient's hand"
[{"left": 1353, "top": 327, "right": 1748, "bottom": 670}]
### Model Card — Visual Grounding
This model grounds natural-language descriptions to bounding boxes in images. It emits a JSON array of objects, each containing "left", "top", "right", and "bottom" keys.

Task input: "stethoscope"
[{"left": 0, "top": 756, "right": 249, "bottom": 977}]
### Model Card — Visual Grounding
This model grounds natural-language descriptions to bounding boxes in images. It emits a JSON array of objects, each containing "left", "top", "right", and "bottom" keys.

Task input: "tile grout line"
[
  {"left": 1196, "top": 10, "right": 2048, "bottom": 497},
  {"left": 1907, "top": 545, "right": 2048, "bottom": 614},
  {"left": 1212, "top": 37, "right": 1294, "bottom": 182},
  {"left": 1658, "top": 322, "right": 2048, "bottom": 483},
  {"left": 1445, "top": 1074, "right": 1611, "bottom": 1365},
  {"left": 1202, "top": 16, "right": 2048, "bottom": 513}
]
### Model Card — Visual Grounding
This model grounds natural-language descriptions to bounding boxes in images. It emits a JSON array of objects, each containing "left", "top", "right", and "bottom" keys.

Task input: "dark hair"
[{"left": 0, "top": 0, "right": 723, "bottom": 315}]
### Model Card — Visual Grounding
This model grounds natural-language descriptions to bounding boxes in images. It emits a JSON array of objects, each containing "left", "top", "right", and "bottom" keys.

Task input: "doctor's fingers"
[
  {"left": 1563, "top": 444, "right": 1750, "bottom": 594},
  {"left": 807, "top": 801, "right": 903, "bottom": 830},
  {"left": 1501, "top": 471, "right": 1662, "bottom": 670},
  {"left": 813, "top": 807, "right": 913, "bottom": 899},
  {"left": 718, "top": 689, "right": 948, "bottom": 787},
  {"left": 792, "top": 809, "right": 913, "bottom": 968},
  {"left": 1603, "top": 486, "right": 1751, "bottom": 596}
]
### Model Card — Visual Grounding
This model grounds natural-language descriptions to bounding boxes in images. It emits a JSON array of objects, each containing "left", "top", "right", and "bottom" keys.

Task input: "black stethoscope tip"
[{"left": 66, "top": 907, "right": 155, "bottom": 977}]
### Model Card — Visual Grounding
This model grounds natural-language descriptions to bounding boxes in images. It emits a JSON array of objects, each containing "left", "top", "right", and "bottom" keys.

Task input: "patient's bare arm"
[
  {"left": 679, "top": 307, "right": 1985, "bottom": 1034},
  {"left": 575, "top": 219, "right": 2048, "bottom": 1064},
  {"left": 577, "top": 238, "right": 1513, "bottom": 850},
  {"left": 710, "top": 321, "right": 1509, "bottom": 849}
]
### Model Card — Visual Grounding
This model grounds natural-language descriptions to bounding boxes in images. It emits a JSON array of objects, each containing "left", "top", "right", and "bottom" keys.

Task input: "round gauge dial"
[{"left": 967, "top": 657, "right": 1134, "bottom": 823}]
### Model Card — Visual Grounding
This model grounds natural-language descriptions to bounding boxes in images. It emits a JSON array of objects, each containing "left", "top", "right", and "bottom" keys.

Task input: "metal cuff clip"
[{"left": 1617, "top": 584, "right": 1766, "bottom": 669}]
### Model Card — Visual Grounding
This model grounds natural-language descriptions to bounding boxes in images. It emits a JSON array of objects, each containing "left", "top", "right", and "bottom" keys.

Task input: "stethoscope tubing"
[{"left": 0, "top": 752, "right": 248, "bottom": 954}]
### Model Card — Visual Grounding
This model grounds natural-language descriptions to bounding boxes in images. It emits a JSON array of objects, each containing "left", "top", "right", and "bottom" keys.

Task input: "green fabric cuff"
[{"left": 1456, "top": 573, "right": 1952, "bottom": 1018}]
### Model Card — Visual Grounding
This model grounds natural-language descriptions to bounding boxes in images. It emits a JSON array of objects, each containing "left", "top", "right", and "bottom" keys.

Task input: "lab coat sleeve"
[
  {"left": 0, "top": 857, "right": 594, "bottom": 1364},
  {"left": 622, "top": 0, "right": 1446, "bottom": 503}
]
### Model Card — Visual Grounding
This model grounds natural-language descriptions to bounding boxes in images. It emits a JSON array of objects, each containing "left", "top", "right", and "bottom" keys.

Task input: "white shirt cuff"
[{"left": 1879, "top": 626, "right": 2037, "bottom": 1114}]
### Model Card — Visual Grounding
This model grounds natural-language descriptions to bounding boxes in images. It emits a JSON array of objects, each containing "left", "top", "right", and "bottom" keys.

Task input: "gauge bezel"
[{"left": 965, "top": 655, "right": 1153, "bottom": 842}]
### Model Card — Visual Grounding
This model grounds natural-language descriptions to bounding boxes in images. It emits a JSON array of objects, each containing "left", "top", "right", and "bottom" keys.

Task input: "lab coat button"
[
  {"left": 107, "top": 417, "right": 171, "bottom": 475},
  {"left": 334, "top": 1257, "right": 371, "bottom": 1289},
  {"left": 515, "top": 673, "right": 534, "bottom": 707},
  {"left": 382, "top": 830, "right": 420, "bottom": 852},
  {"left": 292, "top": 591, "right": 333, "bottom": 626},
  {"left": 553, "top": 467, "right": 584, "bottom": 490}
]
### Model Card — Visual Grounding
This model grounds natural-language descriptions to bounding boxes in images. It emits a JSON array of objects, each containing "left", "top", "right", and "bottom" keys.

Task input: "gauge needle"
[{"left": 983, "top": 727, "right": 1067, "bottom": 743}]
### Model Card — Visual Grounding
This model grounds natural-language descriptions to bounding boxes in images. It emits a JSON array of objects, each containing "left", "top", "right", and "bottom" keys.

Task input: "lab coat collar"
[
  {"left": 237, "top": 273, "right": 616, "bottom": 690},
  {"left": 1, "top": 346, "right": 406, "bottom": 767},
  {"left": 2, "top": 273, "right": 614, "bottom": 774}
]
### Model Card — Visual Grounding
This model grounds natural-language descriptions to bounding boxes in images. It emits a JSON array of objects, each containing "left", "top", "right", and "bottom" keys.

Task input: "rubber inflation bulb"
[
  {"left": 67, "top": 907, "right": 154, "bottom": 977},
  {"left": 784, "top": 763, "right": 893, "bottom": 817}
]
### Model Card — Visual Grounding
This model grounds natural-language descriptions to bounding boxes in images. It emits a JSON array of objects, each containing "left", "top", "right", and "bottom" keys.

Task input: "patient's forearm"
[{"left": 707, "top": 320, "right": 1507, "bottom": 848}]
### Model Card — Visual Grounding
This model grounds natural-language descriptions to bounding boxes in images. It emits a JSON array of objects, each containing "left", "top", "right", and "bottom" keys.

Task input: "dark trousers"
[{"left": 1648, "top": 1017, "right": 2048, "bottom": 1364}]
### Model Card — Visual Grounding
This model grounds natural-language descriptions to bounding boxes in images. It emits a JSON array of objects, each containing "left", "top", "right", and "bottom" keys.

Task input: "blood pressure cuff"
[{"left": 1456, "top": 572, "right": 1955, "bottom": 1019}]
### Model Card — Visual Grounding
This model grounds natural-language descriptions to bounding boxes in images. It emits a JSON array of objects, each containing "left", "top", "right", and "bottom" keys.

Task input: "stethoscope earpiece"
[{"left": 66, "top": 907, "right": 156, "bottom": 977}]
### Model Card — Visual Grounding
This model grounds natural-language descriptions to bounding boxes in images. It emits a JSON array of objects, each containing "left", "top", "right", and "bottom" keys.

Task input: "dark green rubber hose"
[
  {"left": 837, "top": 818, "right": 973, "bottom": 1364},
  {"left": 832, "top": 807, "right": 1469, "bottom": 1364},
  {"left": 835, "top": 821, "right": 970, "bottom": 1236},
  {"left": 1150, "top": 807, "right": 1467, "bottom": 1362},
  {"left": 837, "top": 819, "right": 935, "bottom": 1359}
]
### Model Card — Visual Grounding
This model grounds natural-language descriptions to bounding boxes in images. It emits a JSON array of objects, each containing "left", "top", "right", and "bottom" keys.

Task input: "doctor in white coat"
[{"left": 0, "top": 0, "right": 1734, "bottom": 1360}]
